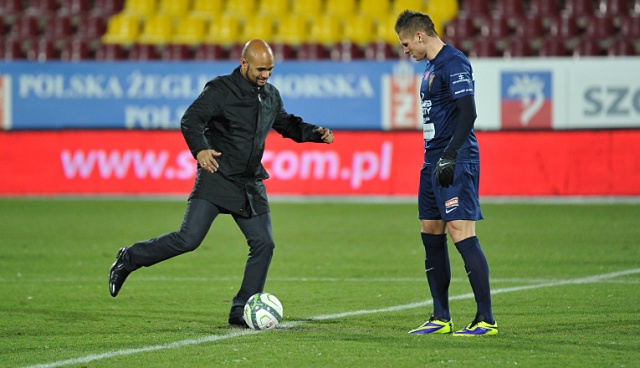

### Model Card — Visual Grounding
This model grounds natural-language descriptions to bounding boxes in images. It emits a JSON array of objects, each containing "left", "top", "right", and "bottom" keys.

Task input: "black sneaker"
[
  {"left": 228, "top": 316, "right": 249, "bottom": 329},
  {"left": 109, "top": 247, "right": 131, "bottom": 297}
]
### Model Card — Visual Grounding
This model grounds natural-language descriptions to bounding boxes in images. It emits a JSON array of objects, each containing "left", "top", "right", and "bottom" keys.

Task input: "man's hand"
[
  {"left": 317, "top": 127, "right": 334, "bottom": 144},
  {"left": 434, "top": 152, "right": 456, "bottom": 188},
  {"left": 196, "top": 149, "right": 222, "bottom": 173}
]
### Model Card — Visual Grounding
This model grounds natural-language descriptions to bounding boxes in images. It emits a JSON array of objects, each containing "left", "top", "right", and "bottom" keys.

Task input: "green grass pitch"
[{"left": 1, "top": 198, "right": 639, "bottom": 367}]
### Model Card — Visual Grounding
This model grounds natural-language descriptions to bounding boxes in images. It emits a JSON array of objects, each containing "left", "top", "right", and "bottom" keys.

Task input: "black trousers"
[{"left": 124, "top": 198, "right": 275, "bottom": 319}]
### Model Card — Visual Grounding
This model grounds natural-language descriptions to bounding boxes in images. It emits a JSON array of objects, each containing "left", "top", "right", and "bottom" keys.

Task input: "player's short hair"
[{"left": 395, "top": 10, "right": 438, "bottom": 37}]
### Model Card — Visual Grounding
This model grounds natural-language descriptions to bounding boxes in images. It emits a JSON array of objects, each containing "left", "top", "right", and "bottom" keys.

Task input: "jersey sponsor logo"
[
  {"left": 500, "top": 71, "right": 552, "bottom": 129},
  {"left": 381, "top": 62, "right": 422, "bottom": 130}
]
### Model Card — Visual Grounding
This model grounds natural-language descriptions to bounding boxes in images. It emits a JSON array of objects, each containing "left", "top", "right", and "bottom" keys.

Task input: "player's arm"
[
  {"left": 181, "top": 82, "right": 224, "bottom": 172},
  {"left": 181, "top": 82, "right": 220, "bottom": 157},
  {"left": 445, "top": 95, "right": 477, "bottom": 157},
  {"left": 435, "top": 95, "right": 477, "bottom": 187}
]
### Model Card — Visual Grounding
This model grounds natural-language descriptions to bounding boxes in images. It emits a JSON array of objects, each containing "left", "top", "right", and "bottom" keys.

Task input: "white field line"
[
  {"left": 1, "top": 276, "right": 607, "bottom": 284},
  {"left": 19, "top": 268, "right": 640, "bottom": 368}
]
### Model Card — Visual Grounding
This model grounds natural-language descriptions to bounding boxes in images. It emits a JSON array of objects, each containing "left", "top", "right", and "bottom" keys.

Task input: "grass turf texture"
[{"left": 1, "top": 199, "right": 639, "bottom": 367}]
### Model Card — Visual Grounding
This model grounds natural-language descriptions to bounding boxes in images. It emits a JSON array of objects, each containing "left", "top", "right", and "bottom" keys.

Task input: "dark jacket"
[{"left": 180, "top": 66, "right": 325, "bottom": 217}]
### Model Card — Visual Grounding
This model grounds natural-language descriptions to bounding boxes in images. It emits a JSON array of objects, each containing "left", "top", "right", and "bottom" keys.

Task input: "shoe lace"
[
  {"left": 467, "top": 315, "right": 485, "bottom": 329},
  {"left": 428, "top": 315, "right": 450, "bottom": 324}
]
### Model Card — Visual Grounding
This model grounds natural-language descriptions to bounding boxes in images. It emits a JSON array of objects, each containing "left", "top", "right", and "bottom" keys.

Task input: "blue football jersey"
[{"left": 420, "top": 44, "right": 480, "bottom": 165}]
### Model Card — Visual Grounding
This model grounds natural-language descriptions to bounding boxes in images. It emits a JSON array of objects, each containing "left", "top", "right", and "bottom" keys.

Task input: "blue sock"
[
  {"left": 454, "top": 236, "right": 494, "bottom": 324},
  {"left": 421, "top": 233, "right": 451, "bottom": 321}
]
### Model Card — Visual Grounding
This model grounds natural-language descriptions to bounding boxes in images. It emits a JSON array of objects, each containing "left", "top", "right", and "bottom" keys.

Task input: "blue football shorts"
[{"left": 418, "top": 162, "right": 484, "bottom": 221}]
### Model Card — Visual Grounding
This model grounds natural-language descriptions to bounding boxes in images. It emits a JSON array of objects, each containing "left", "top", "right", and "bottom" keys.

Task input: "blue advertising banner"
[{"left": 0, "top": 61, "right": 422, "bottom": 131}]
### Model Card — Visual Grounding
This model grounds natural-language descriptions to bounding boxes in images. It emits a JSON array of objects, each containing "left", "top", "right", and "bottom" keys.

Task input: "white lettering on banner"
[
  {"left": 270, "top": 74, "right": 375, "bottom": 98},
  {"left": 124, "top": 105, "right": 183, "bottom": 129},
  {"left": 19, "top": 74, "right": 124, "bottom": 98},
  {"left": 60, "top": 150, "right": 195, "bottom": 180},
  {"left": 59, "top": 142, "right": 393, "bottom": 190},
  {"left": 125, "top": 71, "right": 204, "bottom": 99},
  {"left": 262, "top": 142, "right": 392, "bottom": 189},
  {"left": 583, "top": 87, "right": 640, "bottom": 117},
  {"left": 17, "top": 72, "right": 210, "bottom": 100}
]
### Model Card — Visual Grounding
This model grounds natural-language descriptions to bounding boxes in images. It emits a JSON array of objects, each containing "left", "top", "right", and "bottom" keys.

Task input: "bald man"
[{"left": 109, "top": 39, "right": 334, "bottom": 328}]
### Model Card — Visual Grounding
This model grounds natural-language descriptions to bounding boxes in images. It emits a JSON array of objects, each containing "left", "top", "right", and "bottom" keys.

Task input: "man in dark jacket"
[{"left": 108, "top": 39, "right": 334, "bottom": 327}]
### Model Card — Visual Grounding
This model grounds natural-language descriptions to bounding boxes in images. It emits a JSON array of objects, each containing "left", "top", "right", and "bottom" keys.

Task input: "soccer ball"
[{"left": 243, "top": 292, "right": 283, "bottom": 330}]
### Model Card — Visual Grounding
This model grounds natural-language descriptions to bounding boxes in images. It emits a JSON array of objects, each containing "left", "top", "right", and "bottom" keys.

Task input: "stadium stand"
[
  {"left": 58, "top": 0, "right": 91, "bottom": 15},
  {"left": 1, "top": 0, "right": 639, "bottom": 61},
  {"left": 95, "top": 42, "right": 127, "bottom": 60},
  {"left": 607, "top": 36, "right": 637, "bottom": 55},
  {"left": 502, "top": 37, "right": 534, "bottom": 57},
  {"left": 60, "top": 37, "right": 93, "bottom": 60},
  {"left": 171, "top": 15, "right": 207, "bottom": 45}
]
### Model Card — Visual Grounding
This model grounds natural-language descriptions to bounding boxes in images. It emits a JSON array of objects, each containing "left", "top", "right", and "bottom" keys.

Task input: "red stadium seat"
[
  {"left": 494, "top": 0, "right": 526, "bottom": 17},
  {"left": 193, "top": 44, "right": 227, "bottom": 60},
  {"left": 527, "top": 0, "right": 559, "bottom": 17},
  {"left": 444, "top": 16, "right": 476, "bottom": 47},
  {"left": 479, "top": 14, "right": 511, "bottom": 39},
  {"left": 364, "top": 42, "right": 402, "bottom": 61},
  {"left": 162, "top": 44, "right": 193, "bottom": 60},
  {"left": 583, "top": 15, "right": 616, "bottom": 40},
  {"left": 227, "top": 43, "right": 246, "bottom": 60},
  {"left": 547, "top": 15, "right": 580, "bottom": 39},
  {"left": 572, "top": 38, "right": 603, "bottom": 56},
  {"left": 607, "top": 37, "right": 637, "bottom": 55},
  {"left": 60, "top": 38, "right": 92, "bottom": 60},
  {"left": 9, "top": 15, "right": 41, "bottom": 39},
  {"left": 75, "top": 14, "right": 107, "bottom": 41},
  {"left": 619, "top": 15, "right": 640, "bottom": 38},
  {"left": 330, "top": 41, "right": 365, "bottom": 61},
  {"left": 633, "top": 0, "right": 640, "bottom": 15},
  {"left": 297, "top": 43, "right": 330, "bottom": 60},
  {"left": 91, "top": 0, "right": 124, "bottom": 16},
  {"left": 25, "top": 0, "right": 59, "bottom": 15},
  {"left": 513, "top": 15, "right": 545, "bottom": 41},
  {"left": 562, "top": 0, "right": 595, "bottom": 18},
  {"left": 468, "top": 37, "right": 499, "bottom": 57},
  {"left": 459, "top": 0, "right": 492, "bottom": 17},
  {"left": 596, "top": 0, "right": 629, "bottom": 16},
  {"left": 537, "top": 38, "right": 568, "bottom": 56},
  {"left": 0, "top": 39, "right": 25, "bottom": 60},
  {"left": 59, "top": 0, "right": 91, "bottom": 15},
  {"left": 27, "top": 38, "right": 58, "bottom": 61},
  {"left": 503, "top": 38, "right": 533, "bottom": 57},
  {"left": 43, "top": 14, "right": 74, "bottom": 40},
  {"left": 0, "top": 0, "right": 25, "bottom": 15},
  {"left": 129, "top": 43, "right": 161, "bottom": 60},
  {"left": 95, "top": 43, "right": 126, "bottom": 60},
  {"left": 271, "top": 43, "right": 298, "bottom": 61}
]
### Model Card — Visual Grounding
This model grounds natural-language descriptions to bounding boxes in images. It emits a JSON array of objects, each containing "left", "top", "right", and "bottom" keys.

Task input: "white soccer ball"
[{"left": 243, "top": 292, "right": 283, "bottom": 330}]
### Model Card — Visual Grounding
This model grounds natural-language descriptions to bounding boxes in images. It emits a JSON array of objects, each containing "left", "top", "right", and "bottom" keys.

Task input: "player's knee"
[
  {"left": 176, "top": 232, "right": 203, "bottom": 252},
  {"left": 248, "top": 236, "right": 275, "bottom": 254}
]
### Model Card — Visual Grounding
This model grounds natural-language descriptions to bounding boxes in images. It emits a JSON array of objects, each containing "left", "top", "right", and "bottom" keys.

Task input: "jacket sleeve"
[
  {"left": 180, "top": 82, "right": 223, "bottom": 158},
  {"left": 270, "top": 89, "right": 324, "bottom": 143}
]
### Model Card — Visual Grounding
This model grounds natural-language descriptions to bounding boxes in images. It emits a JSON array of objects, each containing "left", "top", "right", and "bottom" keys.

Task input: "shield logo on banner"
[
  {"left": 500, "top": 71, "right": 552, "bottom": 129},
  {"left": 0, "top": 75, "right": 12, "bottom": 130},
  {"left": 381, "top": 62, "right": 422, "bottom": 130}
]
